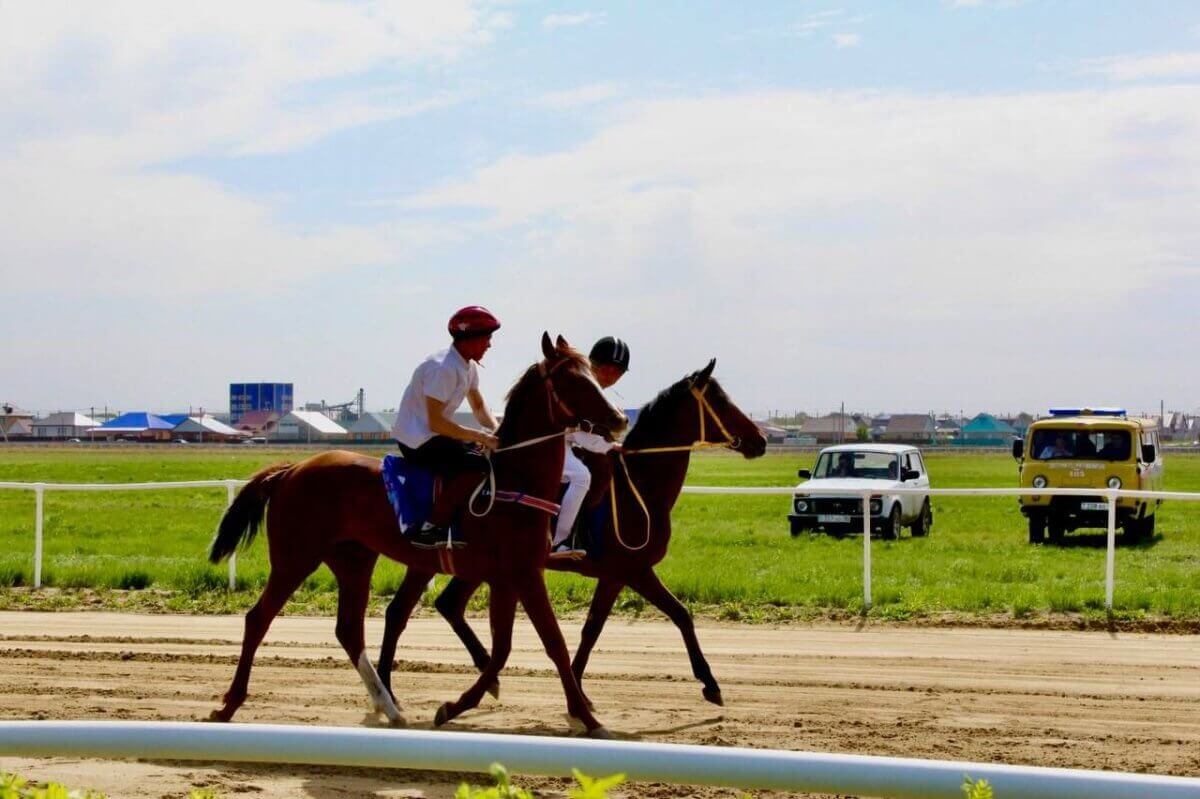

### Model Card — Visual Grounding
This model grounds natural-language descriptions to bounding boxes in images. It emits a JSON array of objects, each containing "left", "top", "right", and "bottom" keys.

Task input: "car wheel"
[
  {"left": 912, "top": 500, "right": 932, "bottom": 537},
  {"left": 881, "top": 505, "right": 901, "bottom": 540},
  {"left": 1047, "top": 517, "right": 1065, "bottom": 544},
  {"left": 1028, "top": 516, "right": 1046, "bottom": 544}
]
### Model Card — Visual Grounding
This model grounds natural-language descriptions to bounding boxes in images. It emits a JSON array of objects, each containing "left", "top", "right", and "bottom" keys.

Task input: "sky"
[{"left": 3, "top": 0, "right": 1200, "bottom": 420}]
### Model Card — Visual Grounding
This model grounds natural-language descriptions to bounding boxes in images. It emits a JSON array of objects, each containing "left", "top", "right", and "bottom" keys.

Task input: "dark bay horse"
[
  {"left": 207, "top": 333, "right": 626, "bottom": 736},
  {"left": 376, "top": 359, "right": 766, "bottom": 710}
]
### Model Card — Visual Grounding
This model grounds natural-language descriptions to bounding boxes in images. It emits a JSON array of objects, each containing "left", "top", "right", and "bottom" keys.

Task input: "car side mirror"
[
  {"left": 797, "top": 469, "right": 811, "bottom": 480},
  {"left": 1012, "top": 439, "right": 1024, "bottom": 460},
  {"left": 902, "top": 469, "right": 920, "bottom": 482},
  {"left": 1141, "top": 444, "right": 1155, "bottom": 464}
]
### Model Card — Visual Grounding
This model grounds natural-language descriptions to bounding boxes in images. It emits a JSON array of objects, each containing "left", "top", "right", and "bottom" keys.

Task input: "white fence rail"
[
  {"left": 1, "top": 721, "right": 1198, "bottom": 799},
  {"left": 2, "top": 480, "right": 1198, "bottom": 609}
]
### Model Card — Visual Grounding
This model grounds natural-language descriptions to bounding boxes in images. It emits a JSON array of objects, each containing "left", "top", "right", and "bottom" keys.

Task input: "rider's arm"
[
  {"left": 567, "top": 429, "right": 617, "bottom": 454},
  {"left": 426, "top": 396, "right": 496, "bottom": 448},
  {"left": 467, "top": 387, "right": 499, "bottom": 432}
]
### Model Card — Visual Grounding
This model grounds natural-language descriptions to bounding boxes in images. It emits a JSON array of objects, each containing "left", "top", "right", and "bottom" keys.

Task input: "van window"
[
  {"left": 1031, "top": 429, "right": 1130, "bottom": 461},
  {"left": 1141, "top": 432, "right": 1158, "bottom": 462},
  {"left": 909, "top": 452, "right": 925, "bottom": 474}
]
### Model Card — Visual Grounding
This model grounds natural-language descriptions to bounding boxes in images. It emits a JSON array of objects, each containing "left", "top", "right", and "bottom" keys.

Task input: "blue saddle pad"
[{"left": 381, "top": 454, "right": 436, "bottom": 533}]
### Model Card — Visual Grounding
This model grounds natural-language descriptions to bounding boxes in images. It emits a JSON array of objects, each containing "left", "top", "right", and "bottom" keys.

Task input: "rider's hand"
[
  {"left": 610, "top": 442, "right": 624, "bottom": 453},
  {"left": 477, "top": 431, "right": 500, "bottom": 451}
]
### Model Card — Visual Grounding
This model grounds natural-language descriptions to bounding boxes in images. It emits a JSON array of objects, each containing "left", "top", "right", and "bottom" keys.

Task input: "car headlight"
[
  {"left": 869, "top": 499, "right": 882, "bottom": 514},
  {"left": 1107, "top": 476, "right": 1122, "bottom": 489},
  {"left": 795, "top": 499, "right": 808, "bottom": 512},
  {"left": 1032, "top": 475, "right": 1048, "bottom": 489}
]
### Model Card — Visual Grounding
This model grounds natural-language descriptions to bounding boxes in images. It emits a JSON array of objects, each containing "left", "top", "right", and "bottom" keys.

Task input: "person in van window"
[
  {"left": 1099, "top": 435, "right": 1129, "bottom": 460},
  {"left": 1039, "top": 433, "right": 1072, "bottom": 459}
]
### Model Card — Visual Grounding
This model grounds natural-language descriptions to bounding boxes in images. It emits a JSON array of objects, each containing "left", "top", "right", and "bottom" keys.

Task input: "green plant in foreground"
[
  {"left": 455, "top": 764, "right": 628, "bottom": 799},
  {"left": 962, "top": 776, "right": 995, "bottom": 799},
  {"left": 1, "top": 771, "right": 104, "bottom": 799}
]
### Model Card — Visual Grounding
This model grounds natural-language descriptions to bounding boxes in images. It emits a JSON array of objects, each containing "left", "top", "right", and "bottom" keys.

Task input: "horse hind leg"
[
  {"left": 378, "top": 567, "right": 434, "bottom": 702},
  {"left": 630, "top": 568, "right": 723, "bottom": 706},
  {"left": 210, "top": 559, "right": 317, "bottom": 723},
  {"left": 435, "top": 586, "right": 516, "bottom": 727},
  {"left": 327, "top": 543, "right": 405, "bottom": 727}
]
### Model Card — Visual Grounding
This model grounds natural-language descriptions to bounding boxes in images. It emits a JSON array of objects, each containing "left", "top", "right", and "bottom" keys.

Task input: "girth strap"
[{"left": 494, "top": 490, "right": 561, "bottom": 515}]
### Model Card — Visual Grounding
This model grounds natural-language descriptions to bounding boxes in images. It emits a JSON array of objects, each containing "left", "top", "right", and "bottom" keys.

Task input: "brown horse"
[
  {"left": 376, "top": 359, "right": 766, "bottom": 710},
  {"left": 206, "top": 333, "right": 627, "bottom": 736}
]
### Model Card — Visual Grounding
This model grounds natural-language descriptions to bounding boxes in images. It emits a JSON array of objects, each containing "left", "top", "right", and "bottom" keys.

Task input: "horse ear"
[
  {"left": 696, "top": 358, "right": 716, "bottom": 385},
  {"left": 555, "top": 334, "right": 570, "bottom": 352},
  {"left": 541, "top": 331, "right": 555, "bottom": 360}
]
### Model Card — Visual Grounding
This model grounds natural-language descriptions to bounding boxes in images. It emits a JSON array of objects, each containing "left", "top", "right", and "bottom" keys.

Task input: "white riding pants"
[{"left": 554, "top": 445, "right": 591, "bottom": 545}]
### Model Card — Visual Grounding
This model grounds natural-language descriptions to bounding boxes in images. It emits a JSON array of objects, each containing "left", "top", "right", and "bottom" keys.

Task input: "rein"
[{"left": 609, "top": 383, "right": 743, "bottom": 551}]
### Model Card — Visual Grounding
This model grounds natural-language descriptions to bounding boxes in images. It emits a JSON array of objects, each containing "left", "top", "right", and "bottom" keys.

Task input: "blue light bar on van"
[{"left": 1048, "top": 407, "right": 1126, "bottom": 417}]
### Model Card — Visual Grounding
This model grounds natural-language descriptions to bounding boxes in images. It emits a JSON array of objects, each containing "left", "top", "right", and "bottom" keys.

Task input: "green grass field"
[{"left": 2, "top": 446, "right": 1199, "bottom": 624}]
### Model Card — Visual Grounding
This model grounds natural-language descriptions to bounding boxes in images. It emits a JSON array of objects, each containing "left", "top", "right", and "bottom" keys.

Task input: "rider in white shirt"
[
  {"left": 392, "top": 306, "right": 501, "bottom": 549},
  {"left": 551, "top": 337, "right": 630, "bottom": 557}
]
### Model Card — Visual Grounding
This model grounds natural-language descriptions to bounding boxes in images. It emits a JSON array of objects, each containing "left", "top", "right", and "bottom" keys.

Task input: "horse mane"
[
  {"left": 623, "top": 374, "right": 728, "bottom": 448},
  {"left": 496, "top": 344, "right": 591, "bottom": 444}
]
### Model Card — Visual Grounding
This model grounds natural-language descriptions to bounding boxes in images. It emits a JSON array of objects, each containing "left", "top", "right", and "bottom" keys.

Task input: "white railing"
[
  {"left": 1, "top": 721, "right": 1198, "bottom": 798},
  {"left": 1, "top": 481, "right": 1196, "bottom": 609}
]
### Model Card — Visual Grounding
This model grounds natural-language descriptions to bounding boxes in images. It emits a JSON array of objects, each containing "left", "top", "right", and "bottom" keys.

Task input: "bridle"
[{"left": 609, "top": 381, "right": 745, "bottom": 551}]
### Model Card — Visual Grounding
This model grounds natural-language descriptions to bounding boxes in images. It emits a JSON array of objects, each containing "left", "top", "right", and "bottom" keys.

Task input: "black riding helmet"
[{"left": 589, "top": 336, "right": 630, "bottom": 372}]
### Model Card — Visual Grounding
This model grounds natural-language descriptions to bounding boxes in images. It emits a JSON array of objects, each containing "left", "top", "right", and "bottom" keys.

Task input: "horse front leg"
[
  {"left": 434, "top": 585, "right": 515, "bottom": 727},
  {"left": 628, "top": 568, "right": 723, "bottom": 706},
  {"left": 378, "top": 568, "right": 435, "bottom": 701},
  {"left": 572, "top": 577, "right": 624, "bottom": 711},
  {"left": 434, "top": 577, "right": 498, "bottom": 698},
  {"left": 518, "top": 576, "right": 611, "bottom": 738}
]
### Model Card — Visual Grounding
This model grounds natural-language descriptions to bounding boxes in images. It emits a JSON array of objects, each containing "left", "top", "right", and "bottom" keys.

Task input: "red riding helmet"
[{"left": 448, "top": 306, "right": 501, "bottom": 340}]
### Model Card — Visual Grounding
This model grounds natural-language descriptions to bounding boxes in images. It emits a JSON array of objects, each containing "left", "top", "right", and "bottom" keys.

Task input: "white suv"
[{"left": 789, "top": 444, "right": 932, "bottom": 539}]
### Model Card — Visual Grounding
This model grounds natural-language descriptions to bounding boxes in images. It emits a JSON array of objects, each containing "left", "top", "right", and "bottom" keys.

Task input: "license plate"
[
  {"left": 818, "top": 514, "right": 852, "bottom": 523},
  {"left": 1080, "top": 502, "right": 1107, "bottom": 511}
]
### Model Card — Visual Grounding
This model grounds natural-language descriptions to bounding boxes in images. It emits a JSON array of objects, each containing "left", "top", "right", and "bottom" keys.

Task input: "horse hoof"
[
  {"left": 588, "top": 726, "right": 614, "bottom": 740},
  {"left": 486, "top": 680, "right": 501, "bottom": 700},
  {"left": 434, "top": 702, "right": 452, "bottom": 727},
  {"left": 389, "top": 714, "right": 408, "bottom": 728},
  {"left": 207, "top": 709, "right": 229, "bottom": 723},
  {"left": 703, "top": 687, "right": 724, "bottom": 707}
]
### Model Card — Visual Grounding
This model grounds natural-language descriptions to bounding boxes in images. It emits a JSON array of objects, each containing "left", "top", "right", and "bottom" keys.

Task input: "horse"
[
  {"left": 206, "top": 333, "right": 627, "bottom": 737},
  {"left": 376, "top": 359, "right": 767, "bottom": 711}
]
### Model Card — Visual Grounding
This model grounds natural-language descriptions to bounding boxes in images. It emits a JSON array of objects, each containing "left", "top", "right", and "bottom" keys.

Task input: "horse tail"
[{"left": 208, "top": 462, "right": 296, "bottom": 564}]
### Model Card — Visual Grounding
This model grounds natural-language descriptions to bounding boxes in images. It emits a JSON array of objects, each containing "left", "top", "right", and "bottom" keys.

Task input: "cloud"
[
  {"left": 542, "top": 12, "right": 605, "bottom": 31},
  {"left": 833, "top": 33, "right": 862, "bottom": 48},
  {"left": 1083, "top": 52, "right": 1200, "bottom": 82},
  {"left": 531, "top": 82, "right": 622, "bottom": 109},
  {"left": 407, "top": 86, "right": 1200, "bottom": 410},
  {"left": 0, "top": 1, "right": 502, "bottom": 295},
  {"left": 794, "top": 9, "right": 844, "bottom": 36}
]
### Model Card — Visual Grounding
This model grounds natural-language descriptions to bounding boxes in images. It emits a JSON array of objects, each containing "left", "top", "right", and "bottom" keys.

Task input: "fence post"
[
  {"left": 33, "top": 484, "right": 45, "bottom": 589},
  {"left": 226, "top": 481, "right": 237, "bottom": 591},
  {"left": 1105, "top": 490, "right": 1117, "bottom": 610},
  {"left": 861, "top": 489, "right": 872, "bottom": 610}
]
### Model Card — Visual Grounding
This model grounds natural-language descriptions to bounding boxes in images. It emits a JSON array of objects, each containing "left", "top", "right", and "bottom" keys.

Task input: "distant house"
[
  {"left": 348, "top": 412, "right": 398, "bottom": 442},
  {"left": 172, "top": 416, "right": 247, "bottom": 443},
  {"left": 276, "top": 410, "right": 348, "bottom": 442},
  {"left": 234, "top": 410, "right": 281, "bottom": 437},
  {"left": 90, "top": 412, "right": 176, "bottom": 441},
  {"left": 881, "top": 414, "right": 936, "bottom": 444},
  {"left": 756, "top": 422, "right": 788, "bottom": 444},
  {"left": 798, "top": 413, "right": 859, "bottom": 443},
  {"left": 1000, "top": 412, "right": 1035, "bottom": 437},
  {"left": 957, "top": 413, "right": 1018, "bottom": 446},
  {"left": 935, "top": 417, "right": 962, "bottom": 442},
  {"left": 0, "top": 404, "right": 35, "bottom": 439},
  {"left": 33, "top": 412, "right": 100, "bottom": 439}
]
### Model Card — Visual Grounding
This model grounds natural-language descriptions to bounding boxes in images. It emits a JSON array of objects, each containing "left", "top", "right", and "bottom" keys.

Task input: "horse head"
[
  {"left": 625, "top": 359, "right": 766, "bottom": 459},
  {"left": 539, "top": 332, "right": 628, "bottom": 436}
]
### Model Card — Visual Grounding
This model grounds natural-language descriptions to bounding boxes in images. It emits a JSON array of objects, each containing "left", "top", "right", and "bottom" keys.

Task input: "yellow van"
[{"left": 1013, "top": 408, "right": 1163, "bottom": 543}]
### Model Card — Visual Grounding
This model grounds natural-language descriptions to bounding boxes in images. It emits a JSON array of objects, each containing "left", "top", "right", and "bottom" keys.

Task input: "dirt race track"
[{"left": 1, "top": 612, "right": 1198, "bottom": 798}]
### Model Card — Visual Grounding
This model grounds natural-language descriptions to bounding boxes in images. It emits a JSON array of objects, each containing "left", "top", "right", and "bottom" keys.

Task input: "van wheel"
[
  {"left": 1047, "top": 518, "right": 1065, "bottom": 544},
  {"left": 1028, "top": 516, "right": 1046, "bottom": 544},
  {"left": 912, "top": 501, "right": 932, "bottom": 537},
  {"left": 881, "top": 506, "right": 901, "bottom": 540}
]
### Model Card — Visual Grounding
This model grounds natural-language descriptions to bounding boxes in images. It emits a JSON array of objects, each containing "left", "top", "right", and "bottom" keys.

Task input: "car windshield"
[
  {"left": 1030, "top": 429, "right": 1131, "bottom": 461},
  {"left": 812, "top": 450, "right": 900, "bottom": 480}
]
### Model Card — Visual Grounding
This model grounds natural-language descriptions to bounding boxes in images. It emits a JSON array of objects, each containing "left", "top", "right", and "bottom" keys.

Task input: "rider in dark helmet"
[
  {"left": 392, "top": 306, "right": 501, "bottom": 549},
  {"left": 551, "top": 337, "right": 630, "bottom": 558}
]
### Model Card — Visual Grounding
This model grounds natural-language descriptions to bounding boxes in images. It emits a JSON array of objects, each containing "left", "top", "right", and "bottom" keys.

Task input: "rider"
[
  {"left": 551, "top": 336, "right": 630, "bottom": 558},
  {"left": 392, "top": 306, "right": 501, "bottom": 549}
]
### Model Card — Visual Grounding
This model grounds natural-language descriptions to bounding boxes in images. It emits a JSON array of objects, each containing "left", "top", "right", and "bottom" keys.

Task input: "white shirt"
[
  {"left": 392, "top": 346, "right": 478, "bottom": 449},
  {"left": 567, "top": 429, "right": 616, "bottom": 454}
]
